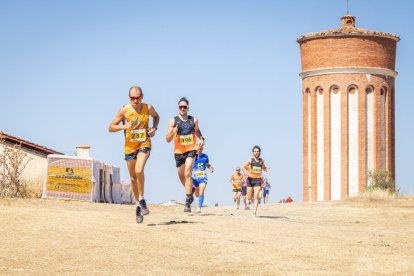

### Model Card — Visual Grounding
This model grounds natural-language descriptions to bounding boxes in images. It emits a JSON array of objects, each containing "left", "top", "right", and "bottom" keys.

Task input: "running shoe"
[
  {"left": 139, "top": 199, "right": 149, "bottom": 215},
  {"left": 197, "top": 207, "right": 202, "bottom": 213},
  {"left": 245, "top": 206, "right": 250, "bottom": 210},
  {"left": 190, "top": 194, "right": 194, "bottom": 204},
  {"left": 136, "top": 205, "right": 144, "bottom": 223},
  {"left": 252, "top": 212, "right": 256, "bottom": 218},
  {"left": 184, "top": 198, "right": 191, "bottom": 212}
]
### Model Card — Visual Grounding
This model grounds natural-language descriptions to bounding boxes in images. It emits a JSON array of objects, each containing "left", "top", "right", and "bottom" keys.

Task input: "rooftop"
[
  {"left": 0, "top": 131, "right": 63, "bottom": 156},
  {"left": 297, "top": 14, "right": 400, "bottom": 43}
]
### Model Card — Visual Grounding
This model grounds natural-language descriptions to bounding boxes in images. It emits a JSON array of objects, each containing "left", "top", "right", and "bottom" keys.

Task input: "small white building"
[{"left": 0, "top": 131, "right": 62, "bottom": 188}]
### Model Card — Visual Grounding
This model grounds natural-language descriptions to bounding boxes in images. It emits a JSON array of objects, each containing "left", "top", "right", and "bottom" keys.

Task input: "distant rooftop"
[
  {"left": 297, "top": 14, "right": 400, "bottom": 43},
  {"left": 0, "top": 131, "right": 63, "bottom": 156}
]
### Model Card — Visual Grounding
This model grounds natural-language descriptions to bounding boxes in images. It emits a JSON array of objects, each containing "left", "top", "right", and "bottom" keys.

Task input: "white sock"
[{"left": 139, "top": 196, "right": 144, "bottom": 201}]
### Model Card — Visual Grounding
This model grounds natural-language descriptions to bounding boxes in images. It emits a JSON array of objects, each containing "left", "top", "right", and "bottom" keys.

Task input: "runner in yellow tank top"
[
  {"left": 109, "top": 86, "right": 160, "bottom": 223},
  {"left": 124, "top": 103, "right": 151, "bottom": 154},
  {"left": 243, "top": 145, "right": 271, "bottom": 218},
  {"left": 229, "top": 167, "right": 244, "bottom": 209}
]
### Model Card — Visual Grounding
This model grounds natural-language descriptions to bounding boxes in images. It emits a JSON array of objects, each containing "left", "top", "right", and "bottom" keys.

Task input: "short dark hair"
[
  {"left": 252, "top": 145, "right": 261, "bottom": 152},
  {"left": 178, "top": 97, "right": 189, "bottom": 105}
]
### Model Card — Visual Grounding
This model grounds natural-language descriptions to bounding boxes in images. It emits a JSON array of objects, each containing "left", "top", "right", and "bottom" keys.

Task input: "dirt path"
[{"left": 1, "top": 198, "right": 413, "bottom": 275}]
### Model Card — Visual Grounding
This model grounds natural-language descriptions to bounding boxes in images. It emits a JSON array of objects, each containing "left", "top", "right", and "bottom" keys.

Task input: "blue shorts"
[
  {"left": 192, "top": 173, "right": 208, "bottom": 187},
  {"left": 193, "top": 178, "right": 207, "bottom": 187},
  {"left": 263, "top": 190, "right": 270, "bottom": 197},
  {"left": 192, "top": 177, "right": 207, "bottom": 187}
]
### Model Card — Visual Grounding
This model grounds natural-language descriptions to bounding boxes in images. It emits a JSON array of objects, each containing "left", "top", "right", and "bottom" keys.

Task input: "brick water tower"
[{"left": 297, "top": 15, "right": 399, "bottom": 201}]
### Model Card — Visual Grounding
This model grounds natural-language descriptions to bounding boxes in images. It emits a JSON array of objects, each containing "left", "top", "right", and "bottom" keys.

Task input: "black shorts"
[
  {"left": 242, "top": 186, "right": 247, "bottom": 196},
  {"left": 233, "top": 189, "right": 242, "bottom": 193},
  {"left": 124, "top": 147, "right": 151, "bottom": 161},
  {"left": 174, "top": 150, "right": 197, "bottom": 167},
  {"left": 247, "top": 177, "right": 262, "bottom": 187}
]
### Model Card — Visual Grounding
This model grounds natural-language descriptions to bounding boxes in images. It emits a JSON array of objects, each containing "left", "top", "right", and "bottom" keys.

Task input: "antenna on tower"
[{"left": 346, "top": 0, "right": 349, "bottom": 14}]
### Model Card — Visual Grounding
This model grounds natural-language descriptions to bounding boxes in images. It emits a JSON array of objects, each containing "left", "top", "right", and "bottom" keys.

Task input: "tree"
[{"left": 0, "top": 134, "right": 32, "bottom": 197}]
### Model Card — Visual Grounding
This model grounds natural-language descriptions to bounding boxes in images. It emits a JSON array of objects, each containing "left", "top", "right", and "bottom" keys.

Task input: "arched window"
[
  {"left": 330, "top": 85, "right": 340, "bottom": 95},
  {"left": 348, "top": 85, "right": 358, "bottom": 94},
  {"left": 365, "top": 85, "right": 374, "bottom": 94},
  {"left": 316, "top": 86, "right": 323, "bottom": 95}
]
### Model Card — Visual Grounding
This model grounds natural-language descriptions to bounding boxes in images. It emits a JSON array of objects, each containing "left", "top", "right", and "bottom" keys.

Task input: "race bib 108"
[{"left": 179, "top": 134, "right": 193, "bottom": 145}]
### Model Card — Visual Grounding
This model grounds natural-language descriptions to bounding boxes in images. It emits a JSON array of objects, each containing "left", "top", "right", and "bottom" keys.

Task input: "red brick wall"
[{"left": 300, "top": 36, "right": 397, "bottom": 71}]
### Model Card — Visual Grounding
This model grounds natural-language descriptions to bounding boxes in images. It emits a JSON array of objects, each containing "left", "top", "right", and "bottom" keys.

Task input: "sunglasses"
[
  {"left": 179, "top": 105, "right": 188, "bottom": 110},
  {"left": 130, "top": 96, "right": 142, "bottom": 101}
]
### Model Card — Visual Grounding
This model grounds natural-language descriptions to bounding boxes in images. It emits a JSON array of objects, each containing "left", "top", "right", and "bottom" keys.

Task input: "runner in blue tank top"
[{"left": 192, "top": 145, "right": 214, "bottom": 213}]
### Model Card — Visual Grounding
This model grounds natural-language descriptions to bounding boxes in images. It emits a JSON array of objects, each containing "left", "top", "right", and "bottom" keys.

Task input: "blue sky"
[{"left": 1, "top": 0, "right": 413, "bottom": 205}]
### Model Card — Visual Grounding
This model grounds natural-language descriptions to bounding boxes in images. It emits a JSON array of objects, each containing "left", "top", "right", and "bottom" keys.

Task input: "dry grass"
[
  {"left": 1, "top": 197, "right": 413, "bottom": 275},
  {"left": 20, "top": 178, "right": 43, "bottom": 198},
  {"left": 0, "top": 178, "right": 42, "bottom": 199},
  {"left": 343, "top": 190, "right": 414, "bottom": 208}
]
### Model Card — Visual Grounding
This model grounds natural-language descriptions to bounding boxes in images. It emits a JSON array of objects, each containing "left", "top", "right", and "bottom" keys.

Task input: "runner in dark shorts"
[
  {"left": 243, "top": 145, "right": 271, "bottom": 217},
  {"left": 166, "top": 97, "right": 205, "bottom": 213},
  {"left": 229, "top": 167, "right": 244, "bottom": 209}
]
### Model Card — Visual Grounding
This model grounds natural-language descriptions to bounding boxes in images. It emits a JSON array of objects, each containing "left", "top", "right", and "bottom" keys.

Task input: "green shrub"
[{"left": 367, "top": 169, "right": 396, "bottom": 193}]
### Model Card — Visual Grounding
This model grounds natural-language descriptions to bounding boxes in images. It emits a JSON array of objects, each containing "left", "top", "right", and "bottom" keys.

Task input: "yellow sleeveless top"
[
  {"left": 124, "top": 103, "right": 151, "bottom": 154},
  {"left": 232, "top": 173, "right": 244, "bottom": 189}
]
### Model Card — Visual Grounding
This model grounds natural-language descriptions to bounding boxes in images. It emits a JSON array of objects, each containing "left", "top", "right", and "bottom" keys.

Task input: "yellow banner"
[{"left": 47, "top": 166, "right": 92, "bottom": 194}]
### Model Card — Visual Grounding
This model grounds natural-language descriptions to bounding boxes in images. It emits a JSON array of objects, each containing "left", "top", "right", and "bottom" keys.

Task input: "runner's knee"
[
  {"left": 184, "top": 169, "right": 192, "bottom": 179},
  {"left": 135, "top": 167, "right": 144, "bottom": 175}
]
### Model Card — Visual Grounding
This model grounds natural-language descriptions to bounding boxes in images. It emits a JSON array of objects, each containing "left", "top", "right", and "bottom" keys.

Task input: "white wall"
[
  {"left": 308, "top": 92, "right": 312, "bottom": 202},
  {"left": 0, "top": 142, "right": 47, "bottom": 189},
  {"left": 330, "top": 89, "right": 341, "bottom": 200},
  {"left": 380, "top": 90, "right": 386, "bottom": 169},
  {"left": 348, "top": 89, "right": 359, "bottom": 196},
  {"left": 366, "top": 90, "right": 374, "bottom": 185},
  {"left": 317, "top": 90, "right": 324, "bottom": 201}
]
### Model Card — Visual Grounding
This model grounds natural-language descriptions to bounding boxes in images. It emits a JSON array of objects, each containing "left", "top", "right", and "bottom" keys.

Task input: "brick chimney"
[{"left": 341, "top": 14, "right": 356, "bottom": 30}]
